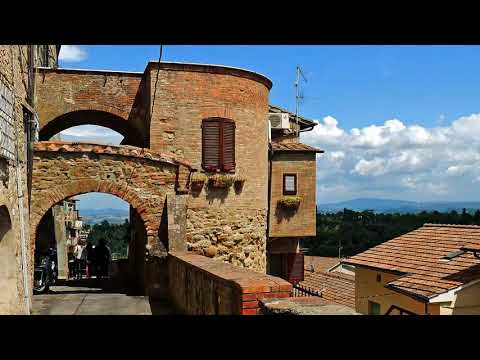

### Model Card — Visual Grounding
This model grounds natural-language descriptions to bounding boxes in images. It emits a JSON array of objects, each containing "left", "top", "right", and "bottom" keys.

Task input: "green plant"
[
  {"left": 191, "top": 172, "right": 207, "bottom": 184},
  {"left": 208, "top": 174, "right": 235, "bottom": 189},
  {"left": 278, "top": 196, "right": 302, "bottom": 210}
]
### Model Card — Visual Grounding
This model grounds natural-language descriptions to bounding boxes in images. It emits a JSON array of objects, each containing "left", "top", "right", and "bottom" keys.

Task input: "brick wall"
[
  {"left": 168, "top": 252, "right": 292, "bottom": 315},
  {"left": 35, "top": 68, "right": 147, "bottom": 145},
  {"left": 269, "top": 152, "right": 317, "bottom": 237}
]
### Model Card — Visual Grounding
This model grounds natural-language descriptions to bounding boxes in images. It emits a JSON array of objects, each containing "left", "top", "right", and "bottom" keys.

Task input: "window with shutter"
[{"left": 202, "top": 118, "right": 235, "bottom": 172}]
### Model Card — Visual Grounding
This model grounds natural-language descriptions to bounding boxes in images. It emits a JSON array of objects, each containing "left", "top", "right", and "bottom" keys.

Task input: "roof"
[
  {"left": 304, "top": 256, "right": 340, "bottom": 273},
  {"left": 271, "top": 142, "right": 324, "bottom": 153},
  {"left": 299, "top": 270, "right": 355, "bottom": 308},
  {"left": 342, "top": 224, "right": 480, "bottom": 301},
  {"left": 269, "top": 104, "right": 317, "bottom": 129}
]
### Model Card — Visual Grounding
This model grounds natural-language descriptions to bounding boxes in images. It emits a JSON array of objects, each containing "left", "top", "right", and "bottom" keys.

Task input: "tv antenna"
[{"left": 295, "top": 66, "right": 308, "bottom": 137}]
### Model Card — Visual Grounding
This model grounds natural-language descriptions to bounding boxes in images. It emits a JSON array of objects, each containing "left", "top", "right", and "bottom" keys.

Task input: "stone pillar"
[{"left": 52, "top": 205, "right": 68, "bottom": 279}]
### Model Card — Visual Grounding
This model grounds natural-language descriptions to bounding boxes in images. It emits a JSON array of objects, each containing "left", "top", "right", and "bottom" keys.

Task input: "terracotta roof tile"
[
  {"left": 271, "top": 142, "right": 324, "bottom": 153},
  {"left": 298, "top": 271, "right": 355, "bottom": 308},
  {"left": 342, "top": 224, "right": 480, "bottom": 300},
  {"left": 304, "top": 256, "right": 340, "bottom": 273}
]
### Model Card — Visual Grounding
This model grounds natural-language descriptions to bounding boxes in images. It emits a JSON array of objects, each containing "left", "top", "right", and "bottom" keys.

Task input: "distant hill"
[
  {"left": 79, "top": 208, "right": 129, "bottom": 225},
  {"left": 317, "top": 198, "right": 480, "bottom": 214}
]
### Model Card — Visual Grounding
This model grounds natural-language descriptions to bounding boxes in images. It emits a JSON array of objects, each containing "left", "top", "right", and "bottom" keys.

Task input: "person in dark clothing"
[
  {"left": 94, "top": 238, "right": 111, "bottom": 278},
  {"left": 85, "top": 242, "right": 95, "bottom": 278}
]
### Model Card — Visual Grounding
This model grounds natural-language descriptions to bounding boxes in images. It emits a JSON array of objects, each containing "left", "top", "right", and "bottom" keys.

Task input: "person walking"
[
  {"left": 73, "top": 242, "right": 84, "bottom": 279},
  {"left": 85, "top": 242, "right": 95, "bottom": 279},
  {"left": 67, "top": 245, "right": 75, "bottom": 280},
  {"left": 94, "top": 238, "right": 111, "bottom": 278}
]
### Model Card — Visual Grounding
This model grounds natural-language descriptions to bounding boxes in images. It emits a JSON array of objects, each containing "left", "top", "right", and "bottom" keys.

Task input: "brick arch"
[{"left": 39, "top": 109, "right": 145, "bottom": 147}]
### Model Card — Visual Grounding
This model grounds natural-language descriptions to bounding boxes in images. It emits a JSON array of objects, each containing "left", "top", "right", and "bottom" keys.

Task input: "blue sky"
[{"left": 58, "top": 45, "right": 480, "bottom": 209}]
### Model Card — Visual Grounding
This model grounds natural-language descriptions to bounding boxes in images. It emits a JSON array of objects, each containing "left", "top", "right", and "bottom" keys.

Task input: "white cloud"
[
  {"left": 59, "top": 125, "right": 123, "bottom": 145},
  {"left": 301, "top": 113, "right": 480, "bottom": 202},
  {"left": 58, "top": 45, "right": 88, "bottom": 63}
]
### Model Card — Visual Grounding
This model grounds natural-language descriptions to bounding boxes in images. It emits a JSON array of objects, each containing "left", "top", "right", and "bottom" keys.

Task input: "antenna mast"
[{"left": 294, "top": 66, "right": 307, "bottom": 137}]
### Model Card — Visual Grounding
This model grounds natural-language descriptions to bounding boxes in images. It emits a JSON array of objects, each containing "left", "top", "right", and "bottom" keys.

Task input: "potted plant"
[
  {"left": 278, "top": 196, "right": 302, "bottom": 210},
  {"left": 208, "top": 174, "right": 235, "bottom": 189},
  {"left": 190, "top": 173, "right": 206, "bottom": 191}
]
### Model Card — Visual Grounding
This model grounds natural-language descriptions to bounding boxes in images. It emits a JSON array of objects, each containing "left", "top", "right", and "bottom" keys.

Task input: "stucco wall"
[
  {"left": 355, "top": 267, "right": 440, "bottom": 315},
  {"left": 446, "top": 281, "right": 480, "bottom": 315}
]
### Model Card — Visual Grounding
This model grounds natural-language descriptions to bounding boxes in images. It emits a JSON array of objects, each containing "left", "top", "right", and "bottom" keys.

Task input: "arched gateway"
[{"left": 31, "top": 141, "right": 192, "bottom": 296}]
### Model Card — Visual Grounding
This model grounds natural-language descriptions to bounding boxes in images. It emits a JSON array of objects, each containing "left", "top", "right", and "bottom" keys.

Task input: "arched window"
[{"left": 201, "top": 118, "right": 235, "bottom": 172}]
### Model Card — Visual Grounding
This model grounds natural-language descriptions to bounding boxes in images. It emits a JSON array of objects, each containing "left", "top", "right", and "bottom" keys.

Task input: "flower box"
[
  {"left": 278, "top": 196, "right": 302, "bottom": 210},
  {"left": 190, "top": 173, "right": 206, "bottom": 191},
  {"left": 208, "top": 174, "right": 235, "bottom": 189}
]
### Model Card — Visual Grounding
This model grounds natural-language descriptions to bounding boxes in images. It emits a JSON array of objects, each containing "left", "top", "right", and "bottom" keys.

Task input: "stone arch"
[
  {"left": 30, "top": 179, "right": 165, "bottom": 255},
  {"left": 39, "top": 110, "right": 146, "bottom": 147},
  {"left": 0, "top": 205, "right": 17, "bottom": 312}
]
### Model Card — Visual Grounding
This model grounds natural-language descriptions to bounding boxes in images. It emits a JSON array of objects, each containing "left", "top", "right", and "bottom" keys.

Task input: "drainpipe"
[{"left": 266, "top": 142, "right": 273, "bottom": 273}]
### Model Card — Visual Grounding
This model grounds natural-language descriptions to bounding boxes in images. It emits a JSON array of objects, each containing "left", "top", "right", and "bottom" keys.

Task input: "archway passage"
[
  {"left": 0, "top": 206, "right": 17, "bottom": 314},
  {"left": 39, "top": 110, "right": 146, "bottom": 147},
  {"left": 35, "top": 68, "right": 150, "bottom": 148},
  {"left": 31, "top": 141, "right": 193, "bottom": 299}
]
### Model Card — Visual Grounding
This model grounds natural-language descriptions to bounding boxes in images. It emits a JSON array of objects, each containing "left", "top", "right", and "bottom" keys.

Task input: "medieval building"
[{"left": 1, "top": 45, "right": 322, "bottom": 314}]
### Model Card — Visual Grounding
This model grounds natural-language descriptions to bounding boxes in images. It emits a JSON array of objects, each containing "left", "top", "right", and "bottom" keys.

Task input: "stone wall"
[
  {"left": 0, "top": 45, "right": 38, "bottom": 314},
  {"left": 168, "top": 252, "right": 292, "bottom": 315},
  {"left": 31, "top": 142, "right": 191, "bottom": 252},
  {"left": 186, "top": 207, "right": 267, "bottom": 272}
]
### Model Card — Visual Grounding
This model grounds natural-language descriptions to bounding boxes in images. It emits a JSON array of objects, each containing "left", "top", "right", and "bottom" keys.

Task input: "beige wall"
[
  {"left": 441, "top": 281, "right": 480, "bottom": 315},
  {"left": 355, "top": 267, "right": 440, "bottom": 315},
  {"left": 269, "top": 152, "right": 317, "bottom": 237}
]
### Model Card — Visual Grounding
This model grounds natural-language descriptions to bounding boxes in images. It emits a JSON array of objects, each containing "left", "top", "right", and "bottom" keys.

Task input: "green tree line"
[
  {"left": 302, "top": 208, "right": 480, "bottom": 257},
  {"left": 85, "top": 219, "right": 130, "bottom": 259}
]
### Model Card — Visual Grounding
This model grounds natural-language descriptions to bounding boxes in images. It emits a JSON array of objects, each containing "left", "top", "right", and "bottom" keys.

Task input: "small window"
[
  {"left": 202, "top": 118, "right": 235, "bottom": 172},
  {"left": 368, "top": 301, "right": 381, "bottom": 315},
  {"left": 376, "top": 273, "right": 382, "bottom": 282},
  {"left": 283, "top": 174, "right": 297, "bottom": 195}
]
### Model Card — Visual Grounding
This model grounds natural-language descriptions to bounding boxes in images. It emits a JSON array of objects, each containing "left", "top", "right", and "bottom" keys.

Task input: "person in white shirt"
[{"left": 73, "top": 242, "right": 84, "bottom": 279}]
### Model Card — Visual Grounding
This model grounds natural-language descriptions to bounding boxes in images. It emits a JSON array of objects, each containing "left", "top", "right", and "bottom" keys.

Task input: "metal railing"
[{"left": 292, "top": 283, "right": 322, "bottom": 297}]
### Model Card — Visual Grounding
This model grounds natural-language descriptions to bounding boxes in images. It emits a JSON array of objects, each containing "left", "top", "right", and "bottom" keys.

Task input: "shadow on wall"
[
  {"left": 274, "top": 203, "right": 299, "bottom": 223},
  {"left": 0, "top": 205, "right": 16, "bottom": 310},
  {"left": 205, "top": 186, "right": 230, "bottom": 204}
]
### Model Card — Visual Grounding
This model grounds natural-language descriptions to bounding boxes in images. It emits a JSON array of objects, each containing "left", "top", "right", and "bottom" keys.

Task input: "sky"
[{"left": 58, "top": 45, "right": 480, "bottom": 209}]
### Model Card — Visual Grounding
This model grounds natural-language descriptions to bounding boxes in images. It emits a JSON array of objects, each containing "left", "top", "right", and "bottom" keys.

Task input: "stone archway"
[
  {"left": 31, "top": 141, "right": 193, "bottom": 296},
  {"left": 0, "top": 205, "right": 17, "bottom": 314}
]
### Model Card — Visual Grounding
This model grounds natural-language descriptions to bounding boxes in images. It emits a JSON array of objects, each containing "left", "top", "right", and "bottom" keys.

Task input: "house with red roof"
[{"left": 342, "top": 224, "right": 480, "bottom": 315}]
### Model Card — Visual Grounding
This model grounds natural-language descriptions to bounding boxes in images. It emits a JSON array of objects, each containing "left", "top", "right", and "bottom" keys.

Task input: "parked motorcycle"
[{"left": 33, "top": 248, "right": 58, "bottom": 294}]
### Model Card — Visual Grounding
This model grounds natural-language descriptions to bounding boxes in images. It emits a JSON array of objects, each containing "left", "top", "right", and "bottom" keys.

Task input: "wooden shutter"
[
  {"left": 284, "top": 253, "right": 304, "bottom": 284},
  {"left": 222, "top": 120, "right": 235, "bottom": 172},
  {"left": 202, "top": 119, "right": 221, "bottom": 171}
]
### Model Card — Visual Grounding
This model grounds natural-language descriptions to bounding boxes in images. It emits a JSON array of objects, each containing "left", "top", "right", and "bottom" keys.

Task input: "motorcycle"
[{"left": 33, "top": 248, "right": 58, "bottom": 294}]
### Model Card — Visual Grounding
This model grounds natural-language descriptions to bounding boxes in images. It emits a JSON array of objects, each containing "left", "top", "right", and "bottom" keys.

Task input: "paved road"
[{"left": 31, "top": 279, "right": 175, "bottom": 315}]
